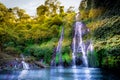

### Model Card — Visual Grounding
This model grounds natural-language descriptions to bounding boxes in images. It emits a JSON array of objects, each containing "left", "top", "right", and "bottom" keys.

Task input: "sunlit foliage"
[{"left": 0, "top": 0, "right": 76, "bottom": 65}]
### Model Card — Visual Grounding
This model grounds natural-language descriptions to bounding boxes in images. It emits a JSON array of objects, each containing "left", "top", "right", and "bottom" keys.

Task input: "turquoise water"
[{"left": 0, "top": 67, "right": 119, "bottom": 80}]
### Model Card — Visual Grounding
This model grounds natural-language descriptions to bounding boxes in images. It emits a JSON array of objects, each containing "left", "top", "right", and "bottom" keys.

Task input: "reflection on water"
[
  {"left": 18, "top": 70, "right": 28, "bottom": 80},
  {"left": 84, "top": 68, "right": 91, "bottom": 80},
  {"left": 0, "top": 67, "right": 119, "bottom": 80},
  {"left": 72, "top": 68, "right": 79, "bottom": 80}
]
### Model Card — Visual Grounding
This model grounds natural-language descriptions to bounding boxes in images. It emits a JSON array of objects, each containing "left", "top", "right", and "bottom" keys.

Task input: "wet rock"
[{"left": 34, "top": 61, "right": 47, "bottom": 68}]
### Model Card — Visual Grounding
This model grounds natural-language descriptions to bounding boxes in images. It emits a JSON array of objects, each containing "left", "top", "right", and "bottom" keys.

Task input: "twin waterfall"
[
  {"left": 72, "top": 22, "right": 89, "bottom": 67},
  {"left": 51, "top": 13, "right": 93, "bottom": 67}
]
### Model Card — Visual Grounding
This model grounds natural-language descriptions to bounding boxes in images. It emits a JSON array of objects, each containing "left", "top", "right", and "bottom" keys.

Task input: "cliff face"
[
  {"left": 80, "top": 0, "right": 120, "bottom": 9},
  {"left": 79, "top": 0, "right": 120, "bottom": 70},
  {"left": 79, "top": 0, "right": 120, "bottom": 18}
]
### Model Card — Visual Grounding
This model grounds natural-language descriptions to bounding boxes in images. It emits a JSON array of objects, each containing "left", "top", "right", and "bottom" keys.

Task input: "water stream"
[
  {"left": 21, "top": 54, "right": 30, "bottom": 70},
  {"left": 72, "top": 13, "right": 90, "bottom": 67},
  {"left": 21, "top": 61, "right": 29, "bottom": 70},
  {"left": 51, "top": 27, "right": 64, "bottom": 67}
]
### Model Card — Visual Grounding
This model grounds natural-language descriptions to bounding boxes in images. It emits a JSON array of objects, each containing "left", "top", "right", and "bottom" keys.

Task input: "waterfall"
[
  {"left": 72, "top": 12, "right": 91, "bottom": 67},
  {"left": 56, "top": 27, "right": 64, "bottom": 66},
  {"left": 51, "top": 27, "right": 64, "bottom": 67},
  {"left": 87, "top": 42, "right": 97, "bottom": 67},
  {"left": 21, "top": 54, "right": 30, "bottom": 69},
  {"left": 87, "top": 41, "right": 94, "bottom": 53},
  {"left": 77, "top": 22, "right": 88, "bottom": 67},
  {"left": 72, "top": 25, "right": 77, "bottom": 68},
  {"left": 22, "top": 61, "right": 29, "bottom": 70}
]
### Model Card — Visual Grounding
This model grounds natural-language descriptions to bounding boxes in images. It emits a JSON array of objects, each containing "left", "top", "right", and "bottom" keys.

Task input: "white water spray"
[
  {"left": 72, "top": 13, "right": 90, "bottom": 67},
  {"left": 21, "top": 54, "right": 30, "bottom": 69}
]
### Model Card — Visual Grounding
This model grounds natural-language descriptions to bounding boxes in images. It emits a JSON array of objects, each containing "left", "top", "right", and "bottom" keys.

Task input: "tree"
[
  {"left": 37, "top": 0, "right": 61, "bottom": 17},
  {"left": 67, "top": 6, "right": 75, "bottom": 13},
  {"left": 0, "top": 3, "right": 15, "bottom": 24},
  {"left": 37, "top": 5, "right": 49, "bottom": 16},
  {"left": 13, "top": 7, "right": 30, "bottom": 23}
]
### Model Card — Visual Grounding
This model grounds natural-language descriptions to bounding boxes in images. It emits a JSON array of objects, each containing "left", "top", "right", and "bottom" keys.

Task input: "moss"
[{"left": 79, "top": 0, "right": 120, "bottom": 69}]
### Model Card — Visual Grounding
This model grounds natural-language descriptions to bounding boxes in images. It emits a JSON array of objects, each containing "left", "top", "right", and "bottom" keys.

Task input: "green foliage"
[
  {"left": 88, "top": 50, "right": 99, "bottom": 67},
  {"left": 104, "top": 56, "right": 120, "bottom": 69},
  {"left": 24, "top": 45, "right": 41, "bottom": 56},
  {"left": 4, "top": 46, "right": 21, "bottom": 55},
  {"left": 55, "top": 54, "right": 59, "bottom": 63},
  {"left": 93, "top": 34, "right": 120, "bottom": 68},
  {"left": 89, "top": 8, "right": 104, "bottom": 18},
  {"left": 62, "top": 53, "right": 71, "bottom": 63},
  {"left": 24, "top": 40, "right": 55, "bottom": 63},
  {"left": 0, "top": 0, "right": 74, "bottom": 66},
  {"left": 79, "top": 0, "right": 120, "bottom": 70},
  {"left": 96, "top": 49, "right": 120, "bottom": 69},
  {"left": 55, "top": 53, "right": 72, "bottom": 64},
  {"left": 51, "top": 15, "right": 63, "bottom": 26},
  {"left": 37, "top": 0, "right": 61, "bottom": 16},
  {"left": 37, "top": 5, "right": 49, "bottom": 16},
  {"left": 93, "top": 17, "right": 120, "bottom": 40}
]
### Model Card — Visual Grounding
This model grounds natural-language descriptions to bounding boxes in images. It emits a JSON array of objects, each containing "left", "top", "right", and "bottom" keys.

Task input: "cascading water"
[
  {"left": 72, "top": 13, "right": 92, "bottom": 67},
  {"left": 72, "top": 25, "right": 77, "bottom": 68},
  {"left": 21, "top": 54, "right": 30, "bottom": 69},
  {"left": 77, "top": 22, "right": 88, "bottom": 67},
  {"left": 50, "top": 13, "right": 94, "bottom": 67},
  {"left": 87, "top": 41, "right": 94, "bottom": 53},
  {"left": 87, "top": 41, "right": 97, "bottom": 67},
  {"left": 22, "top": 61, "right": 29, "bottom": 70},
  {"left": 51, "top": 27, "right": 64, "bottom": 67}
]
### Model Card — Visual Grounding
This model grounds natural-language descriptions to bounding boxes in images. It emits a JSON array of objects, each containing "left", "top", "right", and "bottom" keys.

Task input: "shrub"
[
  {"left": 4, "top": 47, "right": 21, "bottom": 56},
  {"left": 62, "top": 53, "right": 72, "bottom": 63},
  {"left": 93, "top": 16, "right": 120, "bottom": 40},
  {"left": 89, "top": 8, "right": 104, "bottom": 18},
  {"left": 80, "top": 10, "right": 89, "bottom": 20},
  {"left": 24, "top": 41, "right": 55, "bottom": 64}
]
